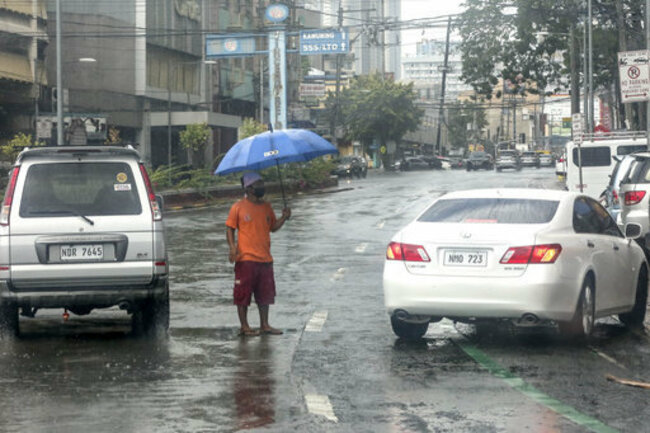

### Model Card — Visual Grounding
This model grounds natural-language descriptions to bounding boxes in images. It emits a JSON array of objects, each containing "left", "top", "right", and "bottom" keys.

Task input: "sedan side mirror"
[{"left": 624, "top": 223, "right": 642, "bottom": 240}]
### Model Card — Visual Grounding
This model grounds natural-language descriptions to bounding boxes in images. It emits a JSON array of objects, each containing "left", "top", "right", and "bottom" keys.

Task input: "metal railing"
[{"left": 580, "top": 131, "right": 647, "bottom": 141}]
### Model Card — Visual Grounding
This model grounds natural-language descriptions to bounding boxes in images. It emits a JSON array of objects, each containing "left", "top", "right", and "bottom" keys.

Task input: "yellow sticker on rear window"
[{"left": 116, "top": 172, "right": 128, "bottom": 183}]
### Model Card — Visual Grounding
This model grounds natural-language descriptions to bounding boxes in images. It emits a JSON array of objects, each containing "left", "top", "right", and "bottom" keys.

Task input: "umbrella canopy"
[{"left": 214, "top": 129, "right": 338, "bottom": 175}]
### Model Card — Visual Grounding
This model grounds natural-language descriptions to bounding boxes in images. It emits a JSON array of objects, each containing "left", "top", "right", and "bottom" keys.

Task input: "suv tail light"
[
  {"left": 386, "top": 242, "right": 431, "bottom": 262},
  {"left": 500, "top": 244, "right": 562, "bottom": 264},
  {"left": 0, "top": 167, "right": 20, "bottom": 226},
  {"left": 624, "top": 190, "right": 646, "bottom": 206},
  {"left": 139, "top": 163, "right": 162, "bottom": 221}
]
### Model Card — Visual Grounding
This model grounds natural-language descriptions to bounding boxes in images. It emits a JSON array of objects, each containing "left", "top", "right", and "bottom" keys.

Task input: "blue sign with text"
[
  {"left": 299, "top": 29, "right": 349, "bottom": 55},
  {"left": 206, "top": 35, "right": 258, "bottom": 58}
]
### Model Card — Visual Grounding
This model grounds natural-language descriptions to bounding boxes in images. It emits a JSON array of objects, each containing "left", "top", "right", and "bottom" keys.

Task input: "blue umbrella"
[{"left": 215, "top": 128, "right": 338, "bottom": 206}]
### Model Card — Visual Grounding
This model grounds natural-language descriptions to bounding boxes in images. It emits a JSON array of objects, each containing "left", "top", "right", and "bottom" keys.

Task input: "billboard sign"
[
  {"left": 618, "top": 50, "right": 650, "bottom": 103},
  {"left": 206, "top": 35, "right": 258, "bottom": 58},
  {"left": 300, "top": 29, "right": 349, "bottom": 55}
]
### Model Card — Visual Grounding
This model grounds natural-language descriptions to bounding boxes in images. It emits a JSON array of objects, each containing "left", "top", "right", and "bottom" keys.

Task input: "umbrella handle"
[{"left": 275, "top": 161, "right": 287, "bottom": 209}]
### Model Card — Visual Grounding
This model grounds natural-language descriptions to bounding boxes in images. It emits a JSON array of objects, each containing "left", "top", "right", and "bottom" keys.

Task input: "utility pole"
[
  {"left": 331, "top": 3, "right": 343, "bottom": 140},
  {"left": 434, "top": 17, "right": 452, "bottom": 156},
  {"left": 585, "top": 0, "right": 594, "bottom": 133},
  {"left": 646, "top": 0, "right": 650, "bottom": 149},
  {"left": 380, "top": 0, "right": 385, "bottom": 78},
  {"left": 56, "top": 0, "right": 63, "bottom": 145}
]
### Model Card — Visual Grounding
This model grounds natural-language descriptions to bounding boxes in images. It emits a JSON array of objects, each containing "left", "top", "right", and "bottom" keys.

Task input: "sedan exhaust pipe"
[
  {"left": 516, "top": 313, "right": 540, "bottom": 327},
  {"left": 393, "top": 309, "right": 430, "bottom": 324}
]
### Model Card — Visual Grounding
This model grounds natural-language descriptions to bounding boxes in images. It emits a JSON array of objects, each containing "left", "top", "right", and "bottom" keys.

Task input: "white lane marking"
[
  {"left": 355, "top": 243, "right": 368, "bottom": 253},
  {"left": 305, "top": 394, "right": 338, "bottom": 422},
  {"left": 305, "top": 311, "right": 328, "bottom": 332},
  {"left": 288, "top": 255, "right": 316, "bottom": 267},
  {"left": 331, "top": 268, "right": 347, "bottom": 281},
  {"left": 376, "top": 220, "right": 385, "bottom": 229},
  {"left": 589, "top": 346, "right": 628, "bottom": 370}
]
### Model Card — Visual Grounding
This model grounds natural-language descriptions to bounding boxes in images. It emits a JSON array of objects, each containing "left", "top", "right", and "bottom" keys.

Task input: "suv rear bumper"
[{"left": 0, "top": 276, "right": 168, "bottom": 309}]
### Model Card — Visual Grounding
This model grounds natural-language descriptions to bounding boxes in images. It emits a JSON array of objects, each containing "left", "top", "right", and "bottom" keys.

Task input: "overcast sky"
[{"left": 401, "top": 0, "right": 465, "bottom": 55}]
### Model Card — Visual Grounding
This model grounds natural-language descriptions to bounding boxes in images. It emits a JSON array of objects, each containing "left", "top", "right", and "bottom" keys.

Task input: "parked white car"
[{"left": 383, "top": 188, "right": 648, "bottom": 340}]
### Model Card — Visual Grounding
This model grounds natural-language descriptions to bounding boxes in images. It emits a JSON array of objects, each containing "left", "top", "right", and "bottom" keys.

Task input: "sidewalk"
[{"left": 159, "top": 176, "right": 340, "bottom": 211}]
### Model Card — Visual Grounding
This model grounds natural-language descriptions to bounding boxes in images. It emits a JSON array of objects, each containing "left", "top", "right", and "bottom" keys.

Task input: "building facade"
[
  {"left": 43, "top": 0, "right": 242, "bottom": 167},
  {"left": 0, "top": 1, "right": 47, "bottom": 142}
]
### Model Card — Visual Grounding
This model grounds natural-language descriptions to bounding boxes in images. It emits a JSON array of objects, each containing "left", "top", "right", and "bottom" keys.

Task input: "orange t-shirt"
[{"left": 225, "top": 198, "right": 277, "bottom": 263}]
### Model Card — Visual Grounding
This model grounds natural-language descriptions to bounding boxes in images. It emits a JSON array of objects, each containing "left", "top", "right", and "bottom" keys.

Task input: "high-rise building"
[{"left": 402, "top": 39, "right": 472, "bottom": 102}]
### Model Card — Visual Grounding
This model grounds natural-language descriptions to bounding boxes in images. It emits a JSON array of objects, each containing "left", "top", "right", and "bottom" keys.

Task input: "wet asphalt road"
[{"left": 1, "top": 167, "right": 650, "bottom": 433}]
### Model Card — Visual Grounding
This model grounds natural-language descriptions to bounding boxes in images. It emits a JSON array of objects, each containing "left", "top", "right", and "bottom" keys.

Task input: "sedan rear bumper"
[{"left": 383, "top": 262, "right": 579, "bottom": 322}]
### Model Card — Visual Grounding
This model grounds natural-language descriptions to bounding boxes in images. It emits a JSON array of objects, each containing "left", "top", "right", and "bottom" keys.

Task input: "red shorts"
[{"left": 233, "top": 261, "right": 276, "bottom": 306}]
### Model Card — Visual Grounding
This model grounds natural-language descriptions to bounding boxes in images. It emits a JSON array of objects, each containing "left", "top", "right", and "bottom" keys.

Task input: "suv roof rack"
[
  {"left": 581, "top": 131, "right": 647, "bottom": 141},
  {"left": 15, "top": 146, "right": 142, "bottom": 164}
]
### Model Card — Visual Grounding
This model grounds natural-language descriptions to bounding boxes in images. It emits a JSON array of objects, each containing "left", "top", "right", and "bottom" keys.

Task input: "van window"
[
  {"left": 19, "top": 163, "right": 142, "bottom": 217},
  {"left": 617, "top": 145, "right": 646, "bottom": 156},
  {"left": 572, "top": 147, "right": 610, "bottom": 167}
]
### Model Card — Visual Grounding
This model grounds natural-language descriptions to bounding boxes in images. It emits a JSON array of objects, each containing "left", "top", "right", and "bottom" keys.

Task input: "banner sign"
[
  {"left": 299, "top": 83, "right": 326, "bottom": 98},
  {"left": 618, "top": 50, "right": 650, "bottom": 103},
  {"left": 300, "top": 29, "right": 349, "bottom": 55},
  {"left": 206, "top": 35, "right": 258, "bottom": 58}
]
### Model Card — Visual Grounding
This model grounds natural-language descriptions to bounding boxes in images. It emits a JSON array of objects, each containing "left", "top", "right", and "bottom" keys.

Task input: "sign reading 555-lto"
[{"left": 300, "top": 29, "right": 349, "bottom": 55}]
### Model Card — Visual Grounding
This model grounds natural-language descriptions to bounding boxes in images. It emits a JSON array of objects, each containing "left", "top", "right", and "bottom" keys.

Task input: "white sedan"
[{"left": 383, "top": 188, "right": 648, "bottom": 339}]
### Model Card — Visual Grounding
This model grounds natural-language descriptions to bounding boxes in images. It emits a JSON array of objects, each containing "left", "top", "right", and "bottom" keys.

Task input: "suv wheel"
[
  {"left": 619, "top": 266, "right": 648, "bottom": 328},
  {"left": 0, "top": 300, "right": 19, "bottom": 337},
  {"left": 134, "top": 282, "right": 170, "bottom": 337}
]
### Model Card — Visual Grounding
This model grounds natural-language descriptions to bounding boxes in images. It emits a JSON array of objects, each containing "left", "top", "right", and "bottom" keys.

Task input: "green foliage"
[
  {"left": 1, "top": 133, "right": 44, "bottom": 162},
  {"left": 148, "top": 158, "right": 335, "bottom": 193},
  {"left": 179, "top": 123, "right": 210, "bottom": 152},
  {"left": 239, "top": 118, "right": 267, "bottom": 140},
  {"left": 324, "top": 74, "right": 423, "bottom": 148},
  {"left": 457, "top": 0, "right": 637, "bottom": 112},
  {"left": 446, "top": 102, "right": 488, "bottom": 150}
]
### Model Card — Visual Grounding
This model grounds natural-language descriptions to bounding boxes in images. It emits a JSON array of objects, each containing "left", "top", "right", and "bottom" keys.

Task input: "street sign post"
[
  {"left": 299, "top": 30, "right": 349, "bottom": 55},
  {"left": 618, "top": 50, "right": 650, "bottom": 103},
  {"left": 572, "top": 112, "right": 584, "bottom": 193}
]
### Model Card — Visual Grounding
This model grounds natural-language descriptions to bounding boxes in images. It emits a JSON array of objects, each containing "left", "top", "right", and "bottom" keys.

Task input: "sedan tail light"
[
  {"left": 624, "top": 190, "right": 646, "bottom": 206},
  {"left": 500, "top": 244, "right": 562, "bottom": 264},
  {"left": 386, "top": 242, "right": 430, "bottom": 262}
]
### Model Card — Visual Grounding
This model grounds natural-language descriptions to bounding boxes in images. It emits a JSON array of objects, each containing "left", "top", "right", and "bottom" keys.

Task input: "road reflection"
[{"left": 234, "top": 336, "right": 276, "bottom": 430}]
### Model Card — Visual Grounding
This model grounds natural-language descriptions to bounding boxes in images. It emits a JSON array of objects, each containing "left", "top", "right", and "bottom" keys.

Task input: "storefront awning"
[{"left": 0, "top": 51, "right": 32, "bottom": 83}]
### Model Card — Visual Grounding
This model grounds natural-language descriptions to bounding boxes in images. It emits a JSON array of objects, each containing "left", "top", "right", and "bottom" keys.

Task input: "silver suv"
[
  {"left": 0, "top": 146, "right": 168, "bottom": 336},
  {"left": 495, "top": 150, "right": 521, "bottom": 171},
  {"left": 619, "top": 152, "right": 650, "bottom": 253}
]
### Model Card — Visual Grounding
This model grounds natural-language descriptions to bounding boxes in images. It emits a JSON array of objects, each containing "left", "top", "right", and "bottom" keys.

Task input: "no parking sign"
[{"left": 618, "top": 50, "right": 650, "bottom": 103}]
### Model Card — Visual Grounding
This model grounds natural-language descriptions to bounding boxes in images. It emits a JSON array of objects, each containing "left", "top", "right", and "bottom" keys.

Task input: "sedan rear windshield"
[
  {"left": 418, "top": 198, "right": 559, "bottom": 224},
  {"left": 19, "top": 162, "right": 142, "bottom": 217}
]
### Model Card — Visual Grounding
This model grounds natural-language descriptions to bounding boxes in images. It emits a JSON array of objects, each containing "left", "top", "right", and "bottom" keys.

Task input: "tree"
[
  {"left": 446, "top": 102, "right": 488, "bottom": 151},
  {"left": 457, "top": 0, "right": 644, "bottom": 129},
  {"left": 325, "top": 74, "right": 423, "bottom": 166},
  {"left": 179, "top": 123, "right": 211, "bottom": 168},
  {"left": 1, "top": 133, "right": 43, "bottom": 162},
  {"left": 239, "top": 117, "right": 267, "bottom": 140}
]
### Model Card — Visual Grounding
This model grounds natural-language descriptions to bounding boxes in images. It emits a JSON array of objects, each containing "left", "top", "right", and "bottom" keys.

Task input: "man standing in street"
[{"left": 226, "top": 172, "right": 291, "bottom": 336}]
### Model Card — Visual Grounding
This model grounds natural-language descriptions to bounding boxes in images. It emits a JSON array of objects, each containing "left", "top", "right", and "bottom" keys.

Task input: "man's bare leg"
[
  {"left": 237, "top": 305, "right": 259, "bottom": 335},
  {"left": 258, "top": 305, "right": 282, "bottom": 334}
]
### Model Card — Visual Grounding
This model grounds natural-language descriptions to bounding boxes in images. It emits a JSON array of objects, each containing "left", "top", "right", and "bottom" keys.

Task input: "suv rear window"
[
  {"left": 625, "top": 158, "right": 650, "bottom": 184},
  {"left": 572, "top": 147, "right": 611, "bottom": 167},
  {"left": 417, "top": 198, "right": 559, "bottom": 224},
  {"left": 19, "top": 162, "right": 142, "bottom": 217}
]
